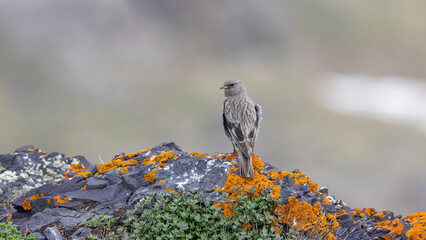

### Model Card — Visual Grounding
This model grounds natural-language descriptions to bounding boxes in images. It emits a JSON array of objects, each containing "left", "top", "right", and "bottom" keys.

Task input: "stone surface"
[
  {"left": 69, "top": 227, "right": 91, "bottom": 240},
  {"left": 0, "top": 142, "right": 424, "bottom": 240},
  {"left": 44, "top": 226, "right": 64, "bottom": 240}
]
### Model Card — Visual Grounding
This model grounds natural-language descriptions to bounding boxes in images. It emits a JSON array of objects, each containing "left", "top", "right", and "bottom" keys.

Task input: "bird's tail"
[{"left": 239, "top": 154, "right": 254, "bottom": 178}]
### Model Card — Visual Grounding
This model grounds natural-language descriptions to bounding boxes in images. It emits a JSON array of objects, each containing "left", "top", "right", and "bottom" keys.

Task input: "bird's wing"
[
  {"left": 222, "top": 102, "right": 234, "bottom": 142},
  {"left": 223, "top": 100, "right": 254, "bottom": 159},
  {"left": 248, "top": 103, "right": 262, "bottom": 151}
]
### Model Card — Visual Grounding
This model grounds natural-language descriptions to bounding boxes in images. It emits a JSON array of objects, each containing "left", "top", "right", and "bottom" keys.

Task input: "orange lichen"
[
  {"left": 28, "top": 149, "right": 35, "bottom": 152},
  {"left": 323, "top": 197, "right": 331, "bottom": 205},
  {"left": 26, "top": 227, "right": 29, "bottom": 234},
  {"left": 54, "top": 196, "right": 70, "bottom": 204},
  {"left": 22, "top": 199, "right": 31, "bottom": 210},
  {"left": 81, "top": 185, "right": 87, "bottom": 190},
  {"left": 97, "top": 158, "right": 138, "bottom": 173},
  {"left": 72, "top": 171, "right": 92, "bottom": 178},
  {"left": 276, "top": 196, "right": 338, "bottom": 240},
  {"left": 7, "top": 214, "right": 12, "bottom": 222},
  {"left": 142, "top": 151, "right": 176, "bottom": 167},
  {"left": 46, "top": 199, "right": 51, "bottom": 203},
  {"left": 215, "top": 187, "right": 223, "bottom": 192},
  {"left": 165, "top": 188, "right": 173, "bottom": 192},
  {"left": 70, "top": 164, "right": 85, "bottom": 172},
  {"left": 30, "top": 193, "right": 44, "bottom": 200},
  {"left": 116, "top": 167, "right": 128, "bottom": 173},
  {"left": 144, "top": 169, "right": 158, "bottom": 182},
  {"left": 214, "top": 153, "right": 338, "bottom": 238},
  {"left": 375, "top": 218, "right": 404, "bottom": 239},
  {"left": 336, "top": 211, "right": 346, "bottom": 217},
  {"left": 225, "top": 152, "right": 239, "bottom": 161},
  {"left": 216, "top": 171, "right": 280, "bottom": 217},
  {"left": 159, "top": 180, "right": 166, "bottom": 183},
  {"left": 251, "top": 154, "right": 264, "bottom": 171},
  {"left": 405, "top": 211, "right": 426, "bottom": 240}
]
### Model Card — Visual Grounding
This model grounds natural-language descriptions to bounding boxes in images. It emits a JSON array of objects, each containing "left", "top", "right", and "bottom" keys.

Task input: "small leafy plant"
[
  {"left": 0, "top": 221, "right": 34, "bottom": 240},
  {"left": 85, "top": 188, "right": 302, "bottom": 239}
]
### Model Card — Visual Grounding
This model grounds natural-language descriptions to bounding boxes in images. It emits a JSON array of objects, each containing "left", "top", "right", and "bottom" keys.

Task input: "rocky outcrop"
[{"left": 0, "top": 142, "right": 425, "bottom": 239}]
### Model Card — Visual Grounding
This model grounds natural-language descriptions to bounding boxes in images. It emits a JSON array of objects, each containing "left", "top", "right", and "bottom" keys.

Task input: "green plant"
[
  {"left": 85, "top": 188, "right": 305, "bottom": 240},
  {"left": 0, "top": 221, "right": 34, "bottom": 240},
  {"left": 83, "top": 215, "right": 119, "bottom": 240}
]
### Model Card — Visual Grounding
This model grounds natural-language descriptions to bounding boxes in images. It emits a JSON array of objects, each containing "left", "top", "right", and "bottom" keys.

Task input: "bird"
[{"left": 220, "top": 79, "right": 262, "bottom": 178}]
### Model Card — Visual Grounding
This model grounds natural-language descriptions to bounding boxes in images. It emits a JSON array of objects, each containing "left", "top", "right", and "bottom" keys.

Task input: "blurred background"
[{"left": 1, "top": 1, "right": 425, "bottom": 216}]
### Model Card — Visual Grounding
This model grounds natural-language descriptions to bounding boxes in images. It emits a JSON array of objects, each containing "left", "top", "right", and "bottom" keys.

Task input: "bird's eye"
[{"left": 229, "top": 84, "right": 235, "bottom": 87}]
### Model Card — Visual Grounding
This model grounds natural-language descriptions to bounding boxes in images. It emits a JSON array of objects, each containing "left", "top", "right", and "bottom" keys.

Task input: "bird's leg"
[{"left": 232, "top": 143, "right": 238, "bottom": 153}]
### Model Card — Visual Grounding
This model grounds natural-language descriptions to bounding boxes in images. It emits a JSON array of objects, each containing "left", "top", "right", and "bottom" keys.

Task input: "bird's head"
[{"left": 220, "top": 79, "right": 246, "bottom": 97}]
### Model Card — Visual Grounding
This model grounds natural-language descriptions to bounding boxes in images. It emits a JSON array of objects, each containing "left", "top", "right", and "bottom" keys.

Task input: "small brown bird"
[{"left": 220, "top": 79, "right": 262, "bottom": 178}]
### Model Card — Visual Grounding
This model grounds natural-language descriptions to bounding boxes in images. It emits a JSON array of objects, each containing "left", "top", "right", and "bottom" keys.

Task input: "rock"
[
  {"left": 85, "top": 178, "right": 109, "bottom": 190},
  {"left": 44, "top": 226, "right": 64, "bottom": 240},
  {"left": 27, "top": 212, "right": 59, "bottom": 232},
  {"left": 14, "top": 145, "right": 35, "bottom": 153},
  {"left": 66, "top": 184, "right": 121, "bottom": 203},
  {"left": 69, "top": 227, "right": 91, "bottom": 240},
  {"left": 0, "top": 142, "right": 424, "bottom": 240},
  {"left": 32, "top": 232, "right": 47, "bottom": 240}
]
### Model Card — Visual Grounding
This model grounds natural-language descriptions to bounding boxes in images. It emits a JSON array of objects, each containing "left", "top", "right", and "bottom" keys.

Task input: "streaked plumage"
[{"left": 220, "top": 79, "right": 262, "bottom": 178}]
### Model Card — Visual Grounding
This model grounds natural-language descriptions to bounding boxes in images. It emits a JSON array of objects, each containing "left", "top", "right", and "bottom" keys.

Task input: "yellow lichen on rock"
[
  {"left": 405, "top": 211, "right": 426, "bottom": 240},
  {"left": 54, "top": 196, "right": 70, "bottom": 204},
  {"left": 72, "top": 171, "right": 92, "bottom": 178},
  {"left": 97, "top": 159, "right": 138, "bottom": 173},
  {"left": 30, "top": 193, "right": 44, "bottom": 200},
  {"left": 22, "top": 199, "right": 31, "bottom": 210},
  {"left": 144, "top": 169, "right": 158, "bottom": 183},
  {"left": 277, "top": 196, "right": 338, "bottom": 239},
  {"left": 375, "top": 218, "right": 404, "bottom": 240}
]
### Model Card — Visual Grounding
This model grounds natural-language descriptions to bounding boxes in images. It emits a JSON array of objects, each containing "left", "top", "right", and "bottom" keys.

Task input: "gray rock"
[
  {"left": 27, "top": 212, "right": 59, "bottom": 232},
  {"left": 200, "top": 167, "right": 228, "bottom": 193},
  {"left": 85, "top": 178, "right": 109, "bottom": 190},
  {"left": 14, "top": 145, "right": 35, "bottom": 153},
  {"left": 104, "top": 171, "right": 123, "bottom": 185},
  {"left": 122, "top": 166, "right": 151, "bottom": 190},
  {"left": 68, "top": 227, "right": 91, "bottom": 240},
  {"left": 32, "top": 232, "right": 47, "bottom": 240},
  {"left": 44, "top": 226, "right": 64, "bottom": 240},
  {"left": 66, "top": 184, "right": 121, "bottom": 203},
  {"left": 0, "top": 153, "right": 15, "bottom": 169}
]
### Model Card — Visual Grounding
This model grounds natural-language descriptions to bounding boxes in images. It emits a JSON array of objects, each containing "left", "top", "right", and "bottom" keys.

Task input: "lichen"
[
  {"left": 0, "top": 171, "right": 18, "bottom": 183},
  {"left": 277, "top": 196, "right": 338, "bottom": 239},
  {"left": 144, "top": 169, "right": 158, "bottom": 183},
  {"left": 215, "top": 153, "right": 337, "bottom": 239},
  {"left": 404, "top": 211, "right": 426, "bottom": 240},
  {"left": 29, "top": 193, "right": 44, "bottom": 200},
  {"left": 72, "top": 171, "right": 92, "bottom": 178},
  {"left": 116, "top": 167, "right": 128, "bottom": 173},
  {"left": 142, "top": 151, "right": 177, "bottom": 167},
  {"left": 97, "top": 159, "right": 138, "bottom": 173},
  {"left": 54, "top": 196, "right": 70, "bottom": 204},
  {"left": 375, "top": 219, "right": 404, "bottom": 240},
  {"left": 22, "top": 199, "right": 31, "bottom": 210}
]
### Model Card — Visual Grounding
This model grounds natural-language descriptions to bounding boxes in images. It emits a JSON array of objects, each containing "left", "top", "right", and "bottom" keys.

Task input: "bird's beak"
[{"left": 220, "top": 85, "right": 228, "bottom": 89}]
